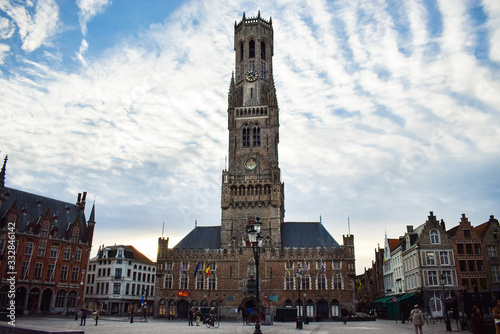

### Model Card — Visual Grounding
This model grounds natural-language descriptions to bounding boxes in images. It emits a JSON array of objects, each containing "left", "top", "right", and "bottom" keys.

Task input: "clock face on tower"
[
  {"left": 245, "top": 158, "right": 257, "bottom": 170},
  {"left": 245, "top": 70, "right": 258, "bottom": 82}
]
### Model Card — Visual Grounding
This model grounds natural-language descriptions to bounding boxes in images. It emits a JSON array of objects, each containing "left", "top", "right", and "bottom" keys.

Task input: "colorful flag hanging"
[
  {"left": 205, "top": 264, "right": 210, "bottom": 277},
  {"left": 179, "top": 261, "right": 183, "bottom": 277},
  {"left": 194, "top": 262, "right": 199, "bottom": 278},
  {"left": 321, "top": 261, "right": 326, "bottom": 276},
  {"left": 304, "top": 261, "right": 309, "bottom": 274}
]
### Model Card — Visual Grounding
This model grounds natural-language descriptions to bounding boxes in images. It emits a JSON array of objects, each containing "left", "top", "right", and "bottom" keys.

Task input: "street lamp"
[
  {"left": 296, "top": 265, "right": 303, "bottom": 329},
  {"left": 247, "top": 217, "right": 263, "bottom": 334},
  {"left": 440, "top": 274, "right": 452, "bottom": 331}
]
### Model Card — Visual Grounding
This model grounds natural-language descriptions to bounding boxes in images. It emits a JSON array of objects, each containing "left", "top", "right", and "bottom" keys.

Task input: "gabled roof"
[
  {"left": 0, "top": 187, "right": 88, "bottom": 241},
  {"left": 282, "top": 222, "right": 339, "bottom": 248},
  {"left": 387, "top": 238, "right": 400, "bottom": 251},
  {"left": 447, "top": 225, "right": 459, "bottom": 237},
  {"left": 173, "top": 226, "right": 221, "bottom": 249},
  {"left": 474, "top": 222, "right": 489, "bottom": 238}
]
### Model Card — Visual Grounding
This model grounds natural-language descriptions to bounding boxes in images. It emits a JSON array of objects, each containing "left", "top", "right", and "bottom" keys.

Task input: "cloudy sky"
[{"left": 1, "top": 0, "right": 499, "bottom": 274}]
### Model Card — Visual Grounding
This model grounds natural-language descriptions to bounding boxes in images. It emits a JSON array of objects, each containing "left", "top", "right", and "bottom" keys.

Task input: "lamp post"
[
  {"left": 246, "top": 217, "right": 263, "bottom": 334},
  {"left": 296, "top": 265, "right": 303, "bottom": 329},
  {"left": 440, "top": 274, "right": 452, "bottom": 331}
]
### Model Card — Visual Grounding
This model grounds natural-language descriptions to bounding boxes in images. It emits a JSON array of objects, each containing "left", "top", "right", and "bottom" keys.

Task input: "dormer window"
[
  {"left": 430, "top": 230, "right": 440, "bottom": 244},
  {"left": 71, "top": 227, "right": 79, "bottom": 243}
]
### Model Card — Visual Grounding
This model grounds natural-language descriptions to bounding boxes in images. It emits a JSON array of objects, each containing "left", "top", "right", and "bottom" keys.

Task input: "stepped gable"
[
  {"left": 282, "top": 222, "right": 339, "bottom": 248},
  {"left": 173, "top": 226, "right": 221, "bottom": 249}
]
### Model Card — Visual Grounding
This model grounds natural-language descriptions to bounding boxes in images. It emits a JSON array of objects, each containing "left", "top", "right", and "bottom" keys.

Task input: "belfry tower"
[{"left": 221, "top": 12, "right": 284, "bottom": 249}]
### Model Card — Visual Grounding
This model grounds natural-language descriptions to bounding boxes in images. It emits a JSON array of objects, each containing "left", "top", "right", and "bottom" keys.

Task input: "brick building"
[
  {"left": 155, "top": 12, "right": 356, "bottom": 321},
  {"left": 0, "top": 156, "right": 95, "bottom": 314}
]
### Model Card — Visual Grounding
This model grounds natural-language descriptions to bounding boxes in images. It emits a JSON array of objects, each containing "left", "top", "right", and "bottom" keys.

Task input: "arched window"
[
  {"left": 249, "top": 40, "right": 255, "bottom": 58},
  {"left": 240, "top": 42, "right": 244, "bottom": 62},
  {"left": 164, "top": 274, "right": 173, "bottom": 289},
  {"left": 242, "top": 125, "right": 250, "bottom": 147},
  {"left": 208, "top": 273, "right": 217, "bottom": 290},
  {"left": 332, "top": 274, "right": 342, "bottom": 289},
  {"left": 180, "top": 273, "right": 189, "bottom": 290},
  {"left": 196, "top": 272, "right": 205, "bottom": 290},
  {"left": 261, "top": 41, "right": 266, "bottom": 60},
  {"left": 284, "top": 272, "right": 293, "bottom": 290},
  {"left": 430, "top": 230, "right": 440, "bottom": 244},
  {"left": 71, "top": 227, "right": 79, "bottom": 243},
  {"left": 253, "top": 125, "right": 260, "bottom": 147},
  {"left": 317, "top": 274, "right": 327, "bottom": 290},
  {"left": 55, "top": 290, "right": 66, "bottom": 308}
]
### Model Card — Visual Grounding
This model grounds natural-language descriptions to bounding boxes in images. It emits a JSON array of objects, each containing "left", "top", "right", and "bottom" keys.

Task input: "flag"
[
  {"left": 287, "top": 261, "right": 290, "bottom": 276},
  {"left": 205, "top": 264, "right": 210, "bottom": 277},
  {"left": 304, "top": 261, "right": 309, "bottom": 274},
  {"left": 321, "top": 262, "right": 326, "bottom": 276},
  {"left": 194, "top": 262, "right": 199, "bottom": 278},
  {"left": 179, "top": 261, "right": 183, "bottom": 277}
]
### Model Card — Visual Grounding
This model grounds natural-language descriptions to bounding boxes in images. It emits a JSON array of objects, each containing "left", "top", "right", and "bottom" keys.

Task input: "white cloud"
[
  {"left": 483, "top": 0, "right": 500, "bottom": 62},
  {"left": 1, "top": 0, "right": 499, "bottom": 272},
  {"left": 0, "top": 0, "right": 59, "bottom": 52},
  {"left": 0, "top": 17, "right": 15, "bottom": 39},
  {"left": 0, "top": 43, "right": 10, "bottom": 64},
  {"left": 76, "top": 0, "right": 112, "bottom": 35}
]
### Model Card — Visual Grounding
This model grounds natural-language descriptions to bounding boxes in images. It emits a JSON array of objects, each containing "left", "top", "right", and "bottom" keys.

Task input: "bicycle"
[{"left": 205, "top": 314, "right": 220, "bottom": 328}]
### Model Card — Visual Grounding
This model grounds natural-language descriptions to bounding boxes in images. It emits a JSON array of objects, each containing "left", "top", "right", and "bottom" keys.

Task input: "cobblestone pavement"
[{"left": 1, "top": 316, "right": 474, "bottom": 334}]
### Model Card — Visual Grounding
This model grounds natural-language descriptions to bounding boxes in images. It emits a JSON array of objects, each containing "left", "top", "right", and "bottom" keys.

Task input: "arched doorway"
[
  {"left": 330, "top": 299, "right": 340, "bottom": 317},
  {"left": 317, "top": 300, "right": 329, "bottom": 320},
  {"left": 158, "top": 299, "right": 166, "bottom": 317},
  {"left": 177, "top": 299, "right": 189, "bottom": 318},
  {"left": 28, "top": 288, "right": 40, "bottom": 312},
  {"left": 40, "top": 288, "right": 53, "bottom": 312},
  {"left": 15, "top": 286, "right": 27, "bottom": 314}
]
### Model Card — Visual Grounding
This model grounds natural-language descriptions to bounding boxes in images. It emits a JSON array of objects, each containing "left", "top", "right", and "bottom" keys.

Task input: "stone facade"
[{"left": 155, "top": 12, "right": 356, "bottom": 321}]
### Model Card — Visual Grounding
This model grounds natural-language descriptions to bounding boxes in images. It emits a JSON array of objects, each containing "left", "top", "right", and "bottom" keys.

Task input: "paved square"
[{"left": 1, "top": 316, "right": 472, "bottom": 334}]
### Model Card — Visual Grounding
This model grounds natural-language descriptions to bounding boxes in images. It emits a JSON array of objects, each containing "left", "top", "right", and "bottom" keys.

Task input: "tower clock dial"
[
  {"left": 245, "top": 158, "right": 257, "bottom": 170},
  {"left": 245, "top": 70, "right": 258, "bottom": 82}
]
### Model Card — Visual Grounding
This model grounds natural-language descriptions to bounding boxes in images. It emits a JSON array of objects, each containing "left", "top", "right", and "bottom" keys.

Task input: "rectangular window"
[
  {"left": 439, "top": 251, "right": 449, "bottom": 265},
  {"left": 332, "top": 261, "right": 341, "bottom": 269},
  {"left": 61, "top": 265, "right": 68, "bottom": 280},
  {"left": 131, "top": 284, "right": 135, "bottom": 295},
  {"left": 63, "top": 247, "right": 71, "bottom": 260},
  {"left": 459, "top": 260, "right": 467, "bottom": 272},
  {"left": 427, "top": 271, "right": 438, "bottom": 286},
  {"left": 332, "top": 275, "right": 342, "bottom": 289},
  {"left": 106, "top": 282, "right": 109, "bottom": 294},
  {"left": 21, "top": 261, "right": 29, "bottom": 277},
  {"left": 317, "top": 275, "right": 326, "bottom": 290},
  {"left": 468, "top": 260, "right": 476, "bottom": 272},
  {"left": 74, "top": 248, "right": 81, "bottom": 261},
  {"left": 457, "top": 244, "right": 464, "bottom": 254},
  {"left": 113, "top": 283, "right": 121, "bottom": 295},
  {"left": 466, "top": 244, "right": 473, "bottom": 254},
  {"left": 462, "top": 278, "right": 470, "bottom": 290},
  {"left": 34, "top": 262, "right": 43, "bottom": 279},
  {"left": 125, "top": 283, "right": 130, "bottom": 295},
  {"left": 426, "top": 252, "right": 435, "bottom": 265},
  {"left": 474, "top": 244, "right": 482, "bottom": 254},
  {"left": 285, "top": 275, "right": 293, "bottom": 290},
  {"left": 37, "top": 244, "right": 46, "bottom": 257},
  {"left": 72, "top": 267, "right": 79, "bottom": 281},
  {"left": 115, "top": 268, "right": 122, "bottom": 279},
  {"left": 208, "top": 275, "right": 216, "bottom": 290},
  {"left": 47, "top": 264, "right": 55, "bottom": 281},
  {"left": 442, "top": 270, "right": 452, "bottom": 285},
  {"left": 491, "top": 265, "right": 500, "bottom": 283},
  {"left": 463, "top": 230, "right": 471, "bottom": 237},
  {"left": 180, "top": 274, "right": 188, "bottom": 290},
  {"left": 165, "top": 262, "right": 173, "bottom": 270},
  {"left": 489, "top": 246, "right": 497, "bottom": 257},
  {"left": 164, "top": 275, "right": 172, "bottom": 289},
  {"left": 477, "top": 260, "right": 484, "bottom": 271},
  {"left": 24, "top": 242, "right": 33, "bottom": 255}
]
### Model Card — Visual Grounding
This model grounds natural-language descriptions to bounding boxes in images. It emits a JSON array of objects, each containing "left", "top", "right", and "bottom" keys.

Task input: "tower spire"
[{"left": 1, "top": 155, "right": 7, "bottom": 187}]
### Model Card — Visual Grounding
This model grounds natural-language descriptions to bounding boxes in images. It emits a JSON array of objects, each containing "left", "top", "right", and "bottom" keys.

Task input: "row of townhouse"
[{"left": 356, "top": 211, "right": 499, "bottom": 320}]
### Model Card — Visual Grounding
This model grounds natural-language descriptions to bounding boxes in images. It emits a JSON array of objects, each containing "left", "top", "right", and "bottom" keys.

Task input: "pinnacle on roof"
[{"left": 1, "top": 155, "right": 7, "bottom": 187}]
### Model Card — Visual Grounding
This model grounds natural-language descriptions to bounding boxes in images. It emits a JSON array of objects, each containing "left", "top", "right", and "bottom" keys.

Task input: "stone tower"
[{"left": 221, "top": 12, "right": 284, "bottom": 249}]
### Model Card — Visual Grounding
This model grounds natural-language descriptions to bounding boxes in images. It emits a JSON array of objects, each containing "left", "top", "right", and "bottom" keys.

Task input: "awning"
[{"left": 371, "top": 296, "right": 393, "bottom": 304}]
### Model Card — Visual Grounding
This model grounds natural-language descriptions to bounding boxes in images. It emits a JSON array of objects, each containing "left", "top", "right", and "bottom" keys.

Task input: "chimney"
[
  {"left": 81, "top": 191, "right": 87, "bottom": 210},
  {"left": 77, "top": 193, "right": 81, "bottom": 205},
  {"left": 407, "top": 225, "right": 414, "bottom": 233}
]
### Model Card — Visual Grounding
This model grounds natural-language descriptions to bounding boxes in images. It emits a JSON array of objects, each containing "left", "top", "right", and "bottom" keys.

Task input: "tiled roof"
[
  {"left": 387, "top": 238, "right": 400, "bottom": 251},
  {"left": 474, "top": 222, "right": 489, "bottom": 238},
  {"left": 0, "top": 187, "right": 88, "bottom": 241},
  {"left": 173, "top": 226, "right": 221, "bottom": 249},
  {"left": 282, "top": 222, "right": 339, "bottom": 248},
  {"left": 447, "top": 225, "right": 459, "bottom": 236}
]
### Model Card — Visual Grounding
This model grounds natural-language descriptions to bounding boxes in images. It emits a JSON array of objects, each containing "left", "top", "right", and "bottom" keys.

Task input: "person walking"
[
  {"left": 93, "top": 311, "right": 99, "bottom": 326},
  {"left": 195, "top": 307, "right": 202, "bottom": 326},
  {"left": 471, "top": 306, "right": 487, "bottom": 334},
  {"left": 79, "top": 308, "right": 87, "bottom": 326},
  {"left": 188, "top": 307, "right": 194, "bottom": 326},
  {"left": 410, "top": 304, "right": 425, "bottom": 334},
  {"left": 493, "top": 299, "right": 500, "bottom": 334}
]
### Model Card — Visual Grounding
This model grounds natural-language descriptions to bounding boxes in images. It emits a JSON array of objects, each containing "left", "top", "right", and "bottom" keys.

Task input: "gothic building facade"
[
  {"left": 155, "top": 13, "right": 356, "bottom": 320},
  {"left": 0, "top": 157, "right": 96, "bottom": 314}
]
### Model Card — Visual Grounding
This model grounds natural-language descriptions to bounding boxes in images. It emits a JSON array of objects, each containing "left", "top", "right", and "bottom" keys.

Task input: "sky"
[{"left": 1, "top": 0, "right": 499, "bottom": 274}]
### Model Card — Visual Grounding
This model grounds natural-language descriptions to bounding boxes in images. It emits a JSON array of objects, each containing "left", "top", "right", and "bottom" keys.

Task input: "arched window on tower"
[
  {"left": 253, "top": 125, "right": 260, "bottom": 147},
  {"left": 240, "top": 42, "right": 244, "bottom": 62},
  {"left": 242, "top": 125, "right": 250, "bottom": 147},
  {"left": 261, "top": 41, "right": 266, "bottom": 60},
  {"left": 249, "top": 40, "right": 255, "bottom": 58}
]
